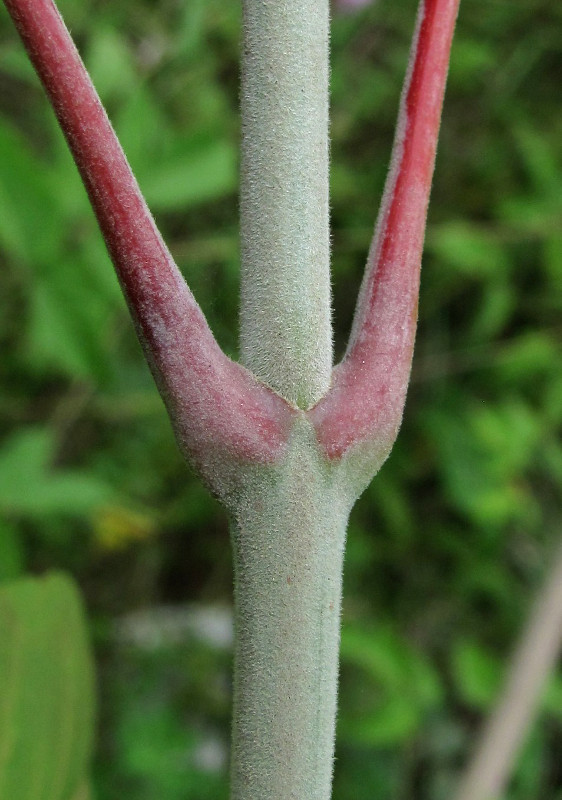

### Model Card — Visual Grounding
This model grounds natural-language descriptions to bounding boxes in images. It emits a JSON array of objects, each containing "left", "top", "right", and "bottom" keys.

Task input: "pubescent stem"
[
  {"left": 229, "top": 418, "right": 352, "bottom": 800},
  {"left": 240, "top": 0, "right": 332, "bottom": 410}
]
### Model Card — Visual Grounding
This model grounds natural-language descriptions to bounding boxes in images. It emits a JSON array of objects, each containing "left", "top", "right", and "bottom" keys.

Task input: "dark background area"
[{"left": 1, "top": 0, "right": 561, "bottom": 797}]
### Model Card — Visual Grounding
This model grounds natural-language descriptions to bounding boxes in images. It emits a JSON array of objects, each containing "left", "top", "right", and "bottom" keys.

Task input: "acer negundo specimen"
[{"left": 3, "top": 0, "right": 460, "bottom": 797}]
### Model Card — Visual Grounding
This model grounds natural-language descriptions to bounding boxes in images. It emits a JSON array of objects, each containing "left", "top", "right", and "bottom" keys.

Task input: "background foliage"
[{"left": 0, "top": 0, "right": 561, "bottom": 797}]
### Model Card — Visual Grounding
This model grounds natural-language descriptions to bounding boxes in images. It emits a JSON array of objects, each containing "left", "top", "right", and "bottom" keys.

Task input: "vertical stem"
[
  {"left": 240, "top": 0, "right": 332, "bottom": 409},
  {"left": 229, "top": 419, "right": 350, "bottom": 800}
]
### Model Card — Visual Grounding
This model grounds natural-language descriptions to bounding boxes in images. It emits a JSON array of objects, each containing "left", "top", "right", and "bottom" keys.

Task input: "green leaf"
[
  {"left": 424, "top": 399, "right": 539, "bottom": 528},
  {"left": 541, "top": 672, "right": 562, "bottom": 721},
  {"left": 0, "top": 572, "right": 95, "bottom": 800},
  {"left": 0, "top": 44, "right": 38, "bottom": 83},
  {"left": 448, "top": 38, "right": 495, "bottom": 89},
  {"left": 498, "top": 331, "right": 560, "bottom": 385},
  {"left": 512, "top": 125, "right": 561, "bottom": 198},
  {"left": 26, "top": 252, "right": 120, "bottom": 382},
  {"left": 0, "top": 522, "right": 24, "bottom": 582},
  {"left": 511, "top": 724, "right": 546, "bottom": 799},
  {"left": 141, "top": 139, "right": 237, "bottom": 212},
  {"left": 451, "top": 638, "right": 502, "bottom": 709},
  {"left": 70, "top": 781, "right": 93, "bottom": 800},
  {"left": 338, "top": 625, "right": 442, "bottom": 745},
  {"left": 0, "top": 428, "right": 112, "bottom": 519},
  {"left": 175, "top": 0, "right": 207, "bottom": 60},
  {"left": 0, "top": 119, "right": 62, "bottom": 264},
  {"left": 86, "top": 27, "right": 136, "bottom": 101},
  {"left": 427, "top": 222, "right": 510, "bottom": 279},
  {"left": 114, "top": 86, "right": 170, "bottom": 172}
]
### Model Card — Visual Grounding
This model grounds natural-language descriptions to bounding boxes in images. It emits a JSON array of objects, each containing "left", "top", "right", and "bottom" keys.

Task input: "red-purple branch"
[
  {"left": 5, "top": 0, "right": 460, "bottom": 478},
  {"left": 3, "top": 0, "right": 294, "bottom": 476},
  {"left": 311, "top": 0, "right": 460, "bottom": 460}
]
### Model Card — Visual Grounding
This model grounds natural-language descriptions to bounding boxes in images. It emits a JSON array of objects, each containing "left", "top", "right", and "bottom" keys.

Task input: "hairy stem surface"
[
  {"left": 229, "top": 419, "right": 352, "bottom": 800},
  {"left": 240, "top": 0, "right": 332, "bottom": 409}
]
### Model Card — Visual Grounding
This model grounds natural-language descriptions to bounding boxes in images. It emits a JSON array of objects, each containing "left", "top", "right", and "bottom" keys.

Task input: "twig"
[{"left": 454, "top": 539, "right": 562, "bottom": 800}]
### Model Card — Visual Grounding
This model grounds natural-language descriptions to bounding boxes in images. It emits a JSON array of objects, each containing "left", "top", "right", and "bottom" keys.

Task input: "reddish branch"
[
  {"left": 4, "top": 0, "right": 460, "bottom": 475},
  {"left": 311, "top": 0, "right": 460, "bottom": 460},
  {"left": 3, "top": 0, "right": 294, "bottom": 479}
]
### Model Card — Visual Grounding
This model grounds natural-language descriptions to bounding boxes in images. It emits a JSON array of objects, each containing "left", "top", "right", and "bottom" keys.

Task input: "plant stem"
[
  {"left": 311, "top": 0, "right": 461, "bottom": 463},
  {"left": 2, "top": 0, "right": 296, "bottom": 480},
  {"left": 240, "top": 0, "right": 332, "bottom": 409},
  {"left": 229, "top": 418, "right": 351, "bottom": 800}
]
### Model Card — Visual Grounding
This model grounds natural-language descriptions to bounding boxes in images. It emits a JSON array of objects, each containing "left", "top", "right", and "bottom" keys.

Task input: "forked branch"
[
  {"left": 3, "top": 0, "right": 295, "bottom": 485},
  {"left": 3, "top": 1, "right": 465, "bottom": 798},
  {"left": 5, "top": 0, "right": 461, "bottom": 483}
]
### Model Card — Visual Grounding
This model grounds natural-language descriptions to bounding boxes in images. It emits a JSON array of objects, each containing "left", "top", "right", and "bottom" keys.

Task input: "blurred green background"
[{"left": 0, "top": 0, "right": 561, "bottom": 797}]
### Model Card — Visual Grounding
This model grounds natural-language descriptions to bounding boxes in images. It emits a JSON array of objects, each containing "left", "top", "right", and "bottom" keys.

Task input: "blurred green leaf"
[
  {"left": 541, "top": 673, "right": 562, "bottom": 722},
  {"left": 0, "top": 522, "right": 24, "bottom": 582},
  {"left": 0, "top": 117, "right": 122, "bottom": 381},
  {"left": 114, "top": 83, "right": 237, "bottom": 213},
  {"left": 511, "top": 125, "right": 560, "bottom": 198},
  {"left": 511, "top": 726, "right": 546, "bottom": 800},
  {"left": 469, "top": 281, "right": 515, "bottom": 340},
  {"left": 71, "top": 783, "right": 93, "bottom": 800},
  {"left": 448, "top": 38, "right": 495, "bottom": 88},
  {"left": 0, "top": 572, "right": 95, "bottom": 800},
  {"left": 424, "top": 398, "right": 540, "bottom": 528},
  {"left": 339, "top": 625, "right": 442, "bottom": 746},
  {"left": 0, "top": 119, "right": 61, "bottom": 264},
  {"left": 115, "top": 86, "right": 169, "bottom": 171},
  {"left": 427, "top": 222, "right": 510, "bottom": 279},
  {"left": 86, "top": 27, "right": 136, "bottom": 101},
  {"left": 451, "top": 638, "right": 502, "bottom": 709},
  {"left": 175, "top": 0, "right": 207, "bottom": 60},
  {"left": 498, "top": 332, "right": 560, "bottom": 385},
  {"left": 497, "top": 127, "right": 561, "bottom": 233},
  {"left": 141, "top": 139, "right": 237, "bottom": 212},
  {"left": 0, "top": 43, "right": 38, "bottom": 82},
  {"left": 26, "top": 253, "right": 120, "bottom": 382},
  {"left": 543, "top": 233, "right": 562, "bottom": 286},
  {"left": 0, "top": 428, "right": 113, "bottom": 519}
]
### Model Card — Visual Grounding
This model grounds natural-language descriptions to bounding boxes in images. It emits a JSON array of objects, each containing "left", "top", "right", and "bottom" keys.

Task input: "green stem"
[
  {"left": 239, "top": 0, "right": 332, "bottom": 409},
  {"left": 229, "top": 419, "right": 351, "bottom": 799}
]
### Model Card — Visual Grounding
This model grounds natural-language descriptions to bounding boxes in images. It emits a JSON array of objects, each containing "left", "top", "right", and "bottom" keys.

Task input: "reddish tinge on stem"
[
  {"left": 3, "top": 0, "right": 295, "bottom": 478},
  {"left": 3, "top": 0, "right": 460, "bottom": 476},
  {"left": 311, "top": 0, "right": 460, "bottom": 461}
]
